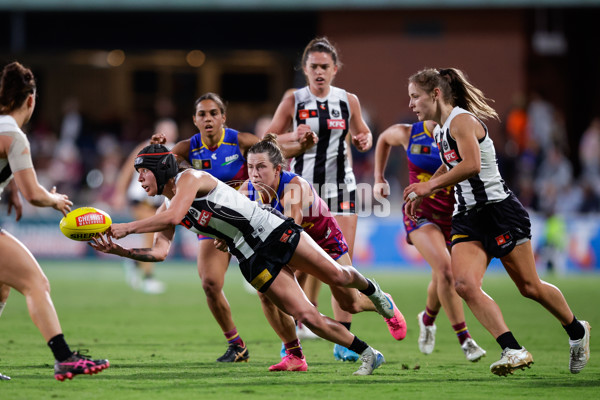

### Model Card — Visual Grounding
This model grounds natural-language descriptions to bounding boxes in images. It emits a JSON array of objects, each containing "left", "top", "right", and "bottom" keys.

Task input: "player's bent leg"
[{"left": 502, "top": 241, "right": 575, "bottom": 325}]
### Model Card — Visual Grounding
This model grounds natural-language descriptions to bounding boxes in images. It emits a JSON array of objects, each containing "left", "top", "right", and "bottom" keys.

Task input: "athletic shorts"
[
  {"left": 402, "top": 206, "right": 452, "bottom": 245},
  {"left": 325, "top": 189, "right": 356, "bottom": 215},
  {"left": 239, "top": 219, "right": 302, "bottom": 293},
  {"left": 313, "top": 219, "right": 349, "bottom": 260},
  {"left": 450, "top": 193, "right": 532, "bottom": 258}
]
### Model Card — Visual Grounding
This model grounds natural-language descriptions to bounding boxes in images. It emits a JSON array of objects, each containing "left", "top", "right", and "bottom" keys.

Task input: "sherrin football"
[{"left": 59, "top": 207, "right": 112, "bottom": 241}]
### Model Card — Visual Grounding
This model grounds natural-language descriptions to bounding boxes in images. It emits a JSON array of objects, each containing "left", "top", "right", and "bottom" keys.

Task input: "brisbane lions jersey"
[
  {"left": 434, "top": 107, "right": 510, "bottom": 215},
  {"left": 291, "top": 86, "right": 356, "bottom": 199},
  {"left": 407, "top": 121, "right": 454, "bottom": 216},
  {"left": 188, "top": 128, "right": 248, "bottom": 186},
  {"left": 247, "top": 170, "right": 334, "bottom": 238}
]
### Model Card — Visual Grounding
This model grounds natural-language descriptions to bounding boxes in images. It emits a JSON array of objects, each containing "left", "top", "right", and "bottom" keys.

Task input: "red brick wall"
[{"left": 319, "top": 9, "right": 527, "bottom": 141}]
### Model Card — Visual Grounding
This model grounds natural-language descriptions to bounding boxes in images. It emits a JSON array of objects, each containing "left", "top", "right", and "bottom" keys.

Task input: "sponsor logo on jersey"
[
  {"left": 180, "top": 218, "right": 193, "bottom": 229},
  {"left": 279, "top": 228, "right": 294, "bottom": 243},
  {"left": 188, "top": 207, "right": 199, "bottom": 219},
  {"left": 250, "top": 268, "right": 273, "bottom": 291},
  {"left": 495, "top": 232, "right": 513, "bottom": 246},
  {"left": 319, "top": 103, "right": 326, "bottom": 110},
  {"left": 251, "top": 226, "right": 265, "bottom": 238},
  {"left": 301, "top": 221, "right": 315, "bottom": 230},
  {"left": 211, "top": 153, "right": 217, "bottom": 160},
  {"left": 327, "top": 119, "right": 346, "bottom": 129},
  {"left": 331, "top": 109, "right": 340, "bottom": 118},
  {"left": 410, "top": 144, "right": 431, "bottom": 154},
  {"left": 340, "top": 201, "right": 355, "bottom": 210},
  {"left": 193, "top": 159, "right": 213, "bottom": 170},
  {"left": 298, "top": 109, "right": 318, "bottom": 120},
  {"left": 221, "top": 154, "right": 239, "bottom": 166},
  {"left": 199, "top": 210, "right": 212, "bottom": 227},
  {"left": 443, "top": 150, "right": 458, "bottom": 163},
  {"left": 76, "top": 212, "right": 106, "bottom": 226}
]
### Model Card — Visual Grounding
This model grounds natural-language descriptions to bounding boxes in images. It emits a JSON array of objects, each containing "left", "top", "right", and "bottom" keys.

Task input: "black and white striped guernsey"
[
  {"left": 166, "top": 177, "right": 286, "bottom": 262},
  {"left": 291, "top": 86, "right": 356, "bottom": 199},
  {"left": 434, "top": 107, "right": 510, "bottom": 215}
]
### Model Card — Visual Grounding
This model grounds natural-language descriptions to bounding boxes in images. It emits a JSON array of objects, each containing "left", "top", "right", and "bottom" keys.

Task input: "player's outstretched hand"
[
  {"left": 89, "top": 232, "right": 124, "bottom": 256},
  {"left": 50, "top": 186, "right": 73, "bottom": 216}
]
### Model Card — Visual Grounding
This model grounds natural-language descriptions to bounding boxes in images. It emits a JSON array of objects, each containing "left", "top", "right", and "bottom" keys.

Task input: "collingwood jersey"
[
  {"left": 168, "top": 177, "right": 286, "bottom": 262},
  {"left": 434, "top": 107, "right": 510, "bottom": 215},
  {"left": 291, "top": 86, "right": 356, "bottom": 198},
  {"left": 0, "top": 115, "right": 32, "bottom": 198}
]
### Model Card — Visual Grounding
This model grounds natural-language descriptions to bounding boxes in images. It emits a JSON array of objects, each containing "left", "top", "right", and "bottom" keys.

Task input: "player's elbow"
[{"left": 464, "top": 162, "right": 481, "bottom": 177}]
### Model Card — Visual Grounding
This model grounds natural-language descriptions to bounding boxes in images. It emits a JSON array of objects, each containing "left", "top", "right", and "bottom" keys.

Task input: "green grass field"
[{"left": 0, "top": 260, "right": 598, "bottom": 399}]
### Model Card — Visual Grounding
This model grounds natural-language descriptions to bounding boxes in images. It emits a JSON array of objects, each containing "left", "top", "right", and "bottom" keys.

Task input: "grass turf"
[{"left": 0, "top": 260, "right": 598, "bottom": 399}]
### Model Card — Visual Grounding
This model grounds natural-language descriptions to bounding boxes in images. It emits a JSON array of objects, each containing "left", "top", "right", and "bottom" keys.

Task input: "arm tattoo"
[{"left": 125, "top": 248, "right": 160, "bottom": 262}]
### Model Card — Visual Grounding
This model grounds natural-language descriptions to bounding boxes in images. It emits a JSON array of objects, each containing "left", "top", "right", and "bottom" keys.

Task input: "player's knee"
[
  {"left": 329, "top": 268, "right": 353, "bottom": 287},
  {"left": 294, "top": 308, "right": 321, "bottom": 328},
  {"left": 453, "top": 279, "right": 475, "bottom": 301},
  {"left": 337, "top": 299, "right": 360, "bottom": 314},
  {"left": 437, "top": 265, "right": 455, "bottom": 287},
  {"left": 517, "top": 282, "right": 541, "bottom": 300},
  {"left": 201, "top": 278, "right": 223, "bottom": 297}
]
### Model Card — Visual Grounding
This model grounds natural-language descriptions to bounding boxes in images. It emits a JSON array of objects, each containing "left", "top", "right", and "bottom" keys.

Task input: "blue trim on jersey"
[
  {"left": 188, "top": 128, "right": 246, "bottom": 182},
  {"left": 407, "top": 121, "right": 442, "bottom": 174}
]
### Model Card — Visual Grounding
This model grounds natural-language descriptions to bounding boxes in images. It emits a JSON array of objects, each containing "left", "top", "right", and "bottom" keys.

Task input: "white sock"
[{"left": 0, "top": 302, "right": 6, "bottom": 318}]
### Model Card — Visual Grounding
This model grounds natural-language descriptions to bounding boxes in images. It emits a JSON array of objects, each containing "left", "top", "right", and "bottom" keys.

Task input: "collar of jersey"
[{"left": 201, "top": 128, "right": 225, "bottom": 151}]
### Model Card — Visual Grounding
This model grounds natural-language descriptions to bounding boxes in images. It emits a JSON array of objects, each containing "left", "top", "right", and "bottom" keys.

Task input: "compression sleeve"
[{"left": 4, "top": 130, "right": 33, "bottom": 172}]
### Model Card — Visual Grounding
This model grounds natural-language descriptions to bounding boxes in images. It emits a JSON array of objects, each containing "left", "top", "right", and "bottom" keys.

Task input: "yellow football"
[{"left": 59, "top": 207, "right": 112, "bottom": 241}]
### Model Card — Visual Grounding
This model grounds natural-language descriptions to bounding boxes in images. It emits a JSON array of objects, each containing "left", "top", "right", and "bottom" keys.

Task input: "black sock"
[
  {"left": 348, "top": 336, "right": 369, "bottom": 355},
  {"left": 358, "top": 280, "right": 375, "bottom": 296},
  {"left": 47, "top": 334, "right": 73, "bottom": 362},
  {"left": 563, "top": 316, "right": 585, "bottom": 341},
  {"left": 339, "top": 322, "right": 351, "bottom": 331},
  {"left": 496, "top": 331, "right": 521, "bottom": 350}
]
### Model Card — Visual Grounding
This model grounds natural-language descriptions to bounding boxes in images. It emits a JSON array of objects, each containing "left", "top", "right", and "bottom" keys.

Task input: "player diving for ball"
[{"left": 90, "top": 144, "right": 397, "bottom": 375}]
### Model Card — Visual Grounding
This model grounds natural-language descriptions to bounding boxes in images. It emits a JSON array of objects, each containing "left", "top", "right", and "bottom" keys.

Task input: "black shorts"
[
  {"left": 325, "top": 189, "right": 356, "bottom": 215},
  {"left": 450, "top": 193, "right": 532, "bottom": 258},
  {"left": 239, "top": 219, "right": 302, "bottom": 293}
]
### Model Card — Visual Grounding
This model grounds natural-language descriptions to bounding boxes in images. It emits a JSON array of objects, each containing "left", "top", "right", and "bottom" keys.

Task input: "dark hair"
[
  {"left": 409, "top": 68, "right": 499, "bottom": 121},
  {"left": 301, "top": 37, "right": 341, "bottom": 69},
  {"left": 134, "top": 144, "right": 179, "bottom": 195},
  {"left": 194, "top": 92, "right": 226, "bottom": 115},
  {"left": 0, "top": 62, "right": 36, "bottom": 114},
  {"left": 247, "top": 133, "right": 287, "bottom": 170}
]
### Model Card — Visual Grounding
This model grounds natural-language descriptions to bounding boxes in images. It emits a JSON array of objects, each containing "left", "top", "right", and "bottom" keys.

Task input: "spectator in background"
[
  {"left": 527, "top": 91, "right": 556, "bottom": 156},
  {"left": 535, "top": 144, "right": 574, "bottom": 214},
  {"left": 579, "top": 117, "right": 600, "bottom": 185}
]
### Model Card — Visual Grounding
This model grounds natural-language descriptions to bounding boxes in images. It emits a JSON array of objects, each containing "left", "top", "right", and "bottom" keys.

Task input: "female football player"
[
  {"left": 403, "top": 67, "right": 590, "bottom": 376},
  {"left": 0, "top": 61, "right": 108, "bottom": 381},
  {"left": 91, "top": 144, "right": 396, "bottom": 376},
  {"left": 239, "top": 134, "right": 405, "bottom": 371},
  {"left": 264, "top": 37, "right": 373, "bottom": 361}
]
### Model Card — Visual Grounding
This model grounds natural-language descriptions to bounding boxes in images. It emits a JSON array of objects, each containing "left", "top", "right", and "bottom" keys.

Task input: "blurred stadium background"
[{"left": 1, "top": 0, "right": 600, "bottom": 272}]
